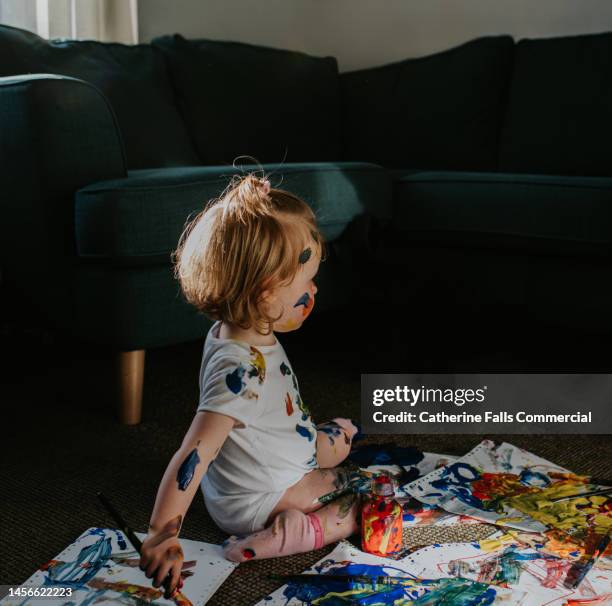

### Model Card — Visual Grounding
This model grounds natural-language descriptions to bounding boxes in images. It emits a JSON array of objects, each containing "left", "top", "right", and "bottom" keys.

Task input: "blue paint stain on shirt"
[
  {"left": 296, "top": 424, "right": 314, "bottom": 441},
  {"left": 226, "top": 365, "right": 246, "bottom": 394}
]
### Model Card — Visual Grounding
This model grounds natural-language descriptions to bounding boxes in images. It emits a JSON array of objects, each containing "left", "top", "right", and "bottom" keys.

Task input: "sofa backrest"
[
  {"left": 340, "top": 36, "right": 515, "bottom": 172},
  {"left": 0, "top": 24, "right": 199, "bottom": 170},
  {"left": 499, "top": 31, "right": 612, "bottom": 177},
  {"left": 152, "top": 34, "right": 341, "bottom": 165}
]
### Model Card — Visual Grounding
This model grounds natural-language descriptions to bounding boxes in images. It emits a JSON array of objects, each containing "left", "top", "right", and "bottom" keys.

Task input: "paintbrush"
[
  {"left": 563, "top": 531, "right": 611, "bottom": 589},
  {"left": 268, "top": 573, "right": 416, "bottom": 586},
  {"left": 97, "top": 492, "right": 182, "bottom": 598},
  {"left": 550, "top": 487, "right": 612, "bottom": 503},
  {"left": 312, "top": 485, "right": 353, "bottom": 506}
]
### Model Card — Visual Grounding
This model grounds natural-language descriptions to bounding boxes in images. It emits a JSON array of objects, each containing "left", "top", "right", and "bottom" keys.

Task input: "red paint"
[
  {"left": 285, "top": 393, "right": 294, "bottom": 415},
  {"left": 361, "top": 475, "right": 403, "bottom": 557},
  {"left": 242, "top": 548, "right": 256, "bottom": 560}
]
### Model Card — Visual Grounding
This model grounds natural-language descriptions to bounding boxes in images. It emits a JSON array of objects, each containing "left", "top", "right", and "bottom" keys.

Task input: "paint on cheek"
[
  {"left": 176, "top": 448, "right": 201, "bottom": 491},
  {"left": 242, "top": 548, "right": 256, "bottom": 559},
  {"left": 278, "top": 318, "right": 300, "bottom": 331},
  {"left": 293, "top": 291, "right": 314, "bottom": 318},
  {"left": 298, "top": 247, "right": 312, "bottom": 264}
]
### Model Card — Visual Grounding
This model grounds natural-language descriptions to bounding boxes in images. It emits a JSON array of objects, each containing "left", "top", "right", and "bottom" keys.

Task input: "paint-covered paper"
[
  {"left": 400, "top": 533, "right": 612, "bottom": 606},
  {"left": 405, "top": 440, "right": 611, "bottom": 538},
  {"left": 363, "top": 451, "right": 458, "bottom": 498},
  {"left": 361, "top": 451, "right": 479, "bottom": 527},
  {"left": 254, "top": 540, "right": 526, "bottom": 605},
  {"left": 0, "top": 527, "right": 236, "bottom": 606}
]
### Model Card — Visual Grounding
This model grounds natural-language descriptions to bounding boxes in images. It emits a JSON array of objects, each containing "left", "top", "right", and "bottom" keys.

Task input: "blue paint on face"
[
  {"left": 317, "top": 422, "right": 344, "bottom": 446},
  {"left": 298, "top": 247, "right": 312, "bottom": 265},
  {"left": 226, "top": 365, "right": 246, "bottom": 394},
  {"left": 294, "top": 292, "right": 311, "bottom": 309},
  {"left": 280, "top": 362, "right": 291, "bottom": 375},
  {"left": 177, "top": 447, "right": 201, "bottom": 491}
]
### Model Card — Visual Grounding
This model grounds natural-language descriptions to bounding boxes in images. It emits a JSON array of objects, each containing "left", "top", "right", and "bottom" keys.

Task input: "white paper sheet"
[
  {"left": 0, "top": 527, "right": 236, "bottom": 606},
  {"left": 254, "top": 539, "right": 526, "bottom": 605}
]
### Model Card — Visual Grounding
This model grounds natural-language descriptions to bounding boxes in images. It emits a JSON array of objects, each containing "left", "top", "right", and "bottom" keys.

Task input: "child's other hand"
[{"left": 140, "top": 532, "right": 184, "bottom": 598}]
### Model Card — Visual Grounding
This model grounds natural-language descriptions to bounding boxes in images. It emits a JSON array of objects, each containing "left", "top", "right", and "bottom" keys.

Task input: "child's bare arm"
[{"left": 139, "top": 411, "right": 236, "bottom": 596}]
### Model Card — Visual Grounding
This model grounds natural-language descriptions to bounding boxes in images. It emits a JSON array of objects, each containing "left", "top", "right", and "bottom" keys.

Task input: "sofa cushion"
[
  {"left": 392, "top": 170, "right": 612, "bottom": 253},
  {"left": 499, "top": 32, "right": 612, "bottom": 177},
  {"left": 341, "top": 36, "right": 515, "bottom": 171},
  {"left": 0, "top": 25, "right": 199, "bottom": 170},
  {"left": 152, "top": 34, "right": 341, "bottom": 165},
  {"left": 75, "top": 162, "right": 391, "bottom": 263}
]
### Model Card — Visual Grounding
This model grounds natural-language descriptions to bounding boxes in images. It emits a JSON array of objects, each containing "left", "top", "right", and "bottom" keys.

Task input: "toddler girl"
[{"left": 139, "top": 175, "right": 360, "bottom": 596}]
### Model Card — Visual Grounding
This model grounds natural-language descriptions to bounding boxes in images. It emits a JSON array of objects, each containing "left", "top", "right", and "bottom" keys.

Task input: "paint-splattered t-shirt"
[{"left": 197, "top": 322, "right": 318, "bottom": 534}]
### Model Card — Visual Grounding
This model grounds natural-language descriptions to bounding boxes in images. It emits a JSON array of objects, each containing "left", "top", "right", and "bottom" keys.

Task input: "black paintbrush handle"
[
  {"left": 564, "top": 532, "right": 611, "bottom": 590},
  {"left": 97, "top": 492, "right": 143, "bottom": 552},
  {"left": 96, "top": 493, "right": 181, "bottom": 598}
]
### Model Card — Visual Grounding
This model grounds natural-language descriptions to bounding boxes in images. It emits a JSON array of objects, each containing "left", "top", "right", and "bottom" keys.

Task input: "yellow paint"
[
  {"left": 478, "top": 533, "right": 516, "bottom": 553},
  {"left": 507, "top": 480, "right": 611, "bottom": 534}
]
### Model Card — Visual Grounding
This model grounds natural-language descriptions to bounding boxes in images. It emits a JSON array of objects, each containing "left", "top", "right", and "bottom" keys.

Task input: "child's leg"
[
  {"left": 222, "top": 493, "right": 360, "bottom": 562},
  {"left": 222, "top": 467, "right": 360, "bottom": 562},
  {"left": 316, "top": 417, "right": 359, "bottom": 468}
]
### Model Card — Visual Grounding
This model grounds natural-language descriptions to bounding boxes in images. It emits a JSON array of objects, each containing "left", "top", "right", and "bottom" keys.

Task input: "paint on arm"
[{"left": 176, "top": 444, "right": 202, "bottom": 491}]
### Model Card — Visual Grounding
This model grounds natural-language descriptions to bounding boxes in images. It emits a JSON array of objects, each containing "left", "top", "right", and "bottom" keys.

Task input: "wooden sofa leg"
[{"left": 116, "top": 349, "right": 145, "bottom": 425}]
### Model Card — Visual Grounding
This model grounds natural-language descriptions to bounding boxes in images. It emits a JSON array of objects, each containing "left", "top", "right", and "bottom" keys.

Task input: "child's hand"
[{"left": 140, "top": 532, "right": 184, "bottom": 598}]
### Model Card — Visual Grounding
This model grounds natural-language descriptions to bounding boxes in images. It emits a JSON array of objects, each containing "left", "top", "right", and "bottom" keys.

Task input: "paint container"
[{"left": 361, "top": 474, "right": 403, "bottom": 557}]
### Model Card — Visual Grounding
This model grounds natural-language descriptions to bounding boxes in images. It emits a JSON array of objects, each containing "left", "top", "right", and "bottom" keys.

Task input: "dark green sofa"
[{"left": 1, "top": 25, "right": 610, "bottom": 422}]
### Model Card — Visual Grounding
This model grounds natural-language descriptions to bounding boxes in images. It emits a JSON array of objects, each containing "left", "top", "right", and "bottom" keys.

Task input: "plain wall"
[{"left": 138, "top": 0, "right": 612, "bottom": 71}]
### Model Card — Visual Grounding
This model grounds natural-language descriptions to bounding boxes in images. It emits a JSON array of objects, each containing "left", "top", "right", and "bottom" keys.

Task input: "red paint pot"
[{"left": 361, "top": 475, "right": 403, "bottom": 557}]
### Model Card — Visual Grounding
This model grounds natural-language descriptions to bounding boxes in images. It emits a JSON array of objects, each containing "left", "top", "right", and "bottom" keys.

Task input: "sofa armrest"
[{"left": 0, "top": 74, "right": 127, "bottom": 327}]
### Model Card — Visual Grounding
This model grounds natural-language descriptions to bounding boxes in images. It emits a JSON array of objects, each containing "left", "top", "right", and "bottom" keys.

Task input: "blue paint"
[
  {"left": 281, "top": 561, "right": 500, "bottom": 606},
  {"left": 294, "top": 292, "right": 311, "bottom": 308},
  {"left": 298, "top": 247, "right": 312, "bottom": 265},
  {"left": 296, "top": 424, "right": 315, "bottom": 441},
  {"left": 317, "top": 422, "right": 344, "bottom": 446},
  {"left": 306, "top": 455, "right": 318, "bottom": 468},
  {"left": 45, "top": 536, "right": 112, "bottom": 588},
  {"left": 349, "top": 444, "right": 425, "bottom": 467},
  {"left": 280, "top": 362, "right": 291, "bottom": 375},
  {"left": 518, "top": 469, "right": 551, "bottom": 488},
  {"left": 114, "top": 531, "right": 127, "bottom": 550},
  {"left": 177, "top": 448, "right": 201, "bottom": 491},
  {"left": 226, "top": 365, "right": 246, "bottom": 394},
  {"left": 429, "top": 462, "right": 483, "bottom": 509}
]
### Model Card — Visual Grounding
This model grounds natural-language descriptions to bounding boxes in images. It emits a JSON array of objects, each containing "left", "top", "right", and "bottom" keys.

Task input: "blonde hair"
[{"left": 173, "top": 174, "right": 324, "bottom": 334}]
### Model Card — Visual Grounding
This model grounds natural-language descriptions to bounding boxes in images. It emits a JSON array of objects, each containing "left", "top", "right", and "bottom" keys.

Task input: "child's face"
[{"left": 268, "top": 243, "right": 320, "bottom": 333}]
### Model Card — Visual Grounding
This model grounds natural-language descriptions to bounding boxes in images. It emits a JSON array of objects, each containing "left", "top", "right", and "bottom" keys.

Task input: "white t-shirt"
[{"left": 197, "top": 321, "right": 318, "bottom": 534}]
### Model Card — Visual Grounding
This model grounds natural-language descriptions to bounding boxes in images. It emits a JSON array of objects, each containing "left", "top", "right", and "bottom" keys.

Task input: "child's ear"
[
  {"left": 260, "top": 289, "right": 277, "bottom": 305},
  {"left": 259, "top": 289, "right": 279, "bottom": 319},
  {"left": 259, "top": 277, "right": 278, "bottom": 304}
]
